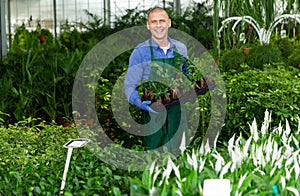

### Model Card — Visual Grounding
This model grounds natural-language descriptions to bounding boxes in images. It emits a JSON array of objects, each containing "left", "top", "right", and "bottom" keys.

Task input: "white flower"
[
  {"left": 149, "top": 187, "right": 159, "bottom": 196},
  {"left": 281, "top": 132, "right": 288, "bottom": 145},
  {"left": 274, "top": 156, "right": 283, "bottom": 169},
  {"left": 198, "top": 158, "right": 206, "bottom": 173},
  {"left": 292, "top": 136, "right": 299, "bottom": 149},
  {"left": 264, "top": 136, "right": 273, "bottom": 163},
  {"left": 237, "top": 172, "right": 248, "bottom": 189},
  {"left": 170, "top": 158, "right": 181, "bottom": 180},
  {"left": 285, "top": 119, "right": 291, "bottom": 136},
  {"left": 280, "top": 176, "right": 286, "bottom": 189},
  {"left": 252, "top": 146, "right": 258, "bottom": 167},
  {"left": 242, "top": 136, "right": 252, "bottom": 159},
  {"left": 277, "top": 123, "right": 283, "bottom": 137},
  {"left": 175, "top": 189, "right": 183, "bottom": 196},
  {"left": 261, "top": 109, "right": 271, "bottom": 135},
  {"left": 179, "top": 131, "right": 186, "bottom": 154},
  {"left": 233, "top": 146, "right": 243, "bottom": 167},
  {"left": 187, "top": 150, "right": 198, "bottom": 171},
  {"left": 253, "top": 167, "right": 265, "bottom": 176},
  {"left": 256, "top": 145, "right": 265, "bottom": 167},
  {"left": 212, "top": 152, "right": 224, "bottom": 173},
  {"left": 283, "top": 144, "right": 293, "bottom": 158},
  {"left": 270, "top": 167, "right": 276, "bottom": 177},
  {"left": 152, "top": 168, "right": 161, "bottom": 186},
  {"left": 220, "top": 162, "right": 231, "bottom": 179},
  {"left": 250, "top": 119, "right": 258, "bottom": 142},
  {"left": 149, "top": 161, "right": 156, "bottom": 176},
  {"left": 293, "top": 153, "right": 300, "bottom": 180},
  {"left": 286, "top": 187, "right": 299, "bottom": 196},
  {"left": 159, "top": 158, "right": 172, "bottom": 186},
  {"left": 271, "top": 142, "right": 279, "bottom": 166},
  {"left": 199, "top": 140, "right": 210, "bottom": 156},
  {"left": 235, "top": 133, "right": 242, "bottom": 146},
  {"left": 285, "top": 157, "right": 293, "bottom": 168},
  {"left": 285, "top": 167, "right": 291, "bottom": 180},
  {"left": 297, "top": 116, "right": 300, "bottom": 134},
  {"left": 175, "top": 179, "right": 182, "bottom": 190},
  {"left": 228, "top": 134, "right": 235, "bottom": 157}
]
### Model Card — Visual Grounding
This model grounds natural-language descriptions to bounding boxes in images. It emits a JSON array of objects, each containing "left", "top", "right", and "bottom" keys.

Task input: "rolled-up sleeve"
[{"left": 124, "top": 44, "right": 151, "bottom": 105}]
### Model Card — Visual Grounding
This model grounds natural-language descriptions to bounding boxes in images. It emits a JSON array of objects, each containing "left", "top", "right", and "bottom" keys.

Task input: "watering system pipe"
[
  {"left": 218, "top": 16, "right": 265, "bottom": 44},
  {"left": 219, "top": 14, "right": 300, "bottom": 45},
  {"left": 266, "top": 14, "right": 300, "bottom": 44}
]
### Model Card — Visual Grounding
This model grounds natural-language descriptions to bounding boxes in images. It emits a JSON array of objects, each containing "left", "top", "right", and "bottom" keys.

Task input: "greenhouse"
[
  {"left": 0, "top": 0, "right": 191, "bottom": 56},
  {"left": 0, "top": 0, "right": 300, "bottom": 195}
]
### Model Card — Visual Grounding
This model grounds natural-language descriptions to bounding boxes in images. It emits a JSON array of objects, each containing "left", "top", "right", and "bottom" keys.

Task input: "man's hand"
[{"left": 135, "top": 100, "right": 158, "bottom": 114}]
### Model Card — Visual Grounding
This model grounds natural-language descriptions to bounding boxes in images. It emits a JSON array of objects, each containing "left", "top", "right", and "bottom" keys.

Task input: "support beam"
[
  {"left": 104, "top": 0, "right": 110, "bottom": 26},
  {"left": 0, "top": 0, "right": 7, "bottom": 58},
  {"left": 53, "top": 0, "right": 57, "bottom": 37},
  {"left": 7, "top": 0, "right": 11, "bottom": 48},
  {"left": 174, "top": 0, "right": 181, "bottom": 17}
]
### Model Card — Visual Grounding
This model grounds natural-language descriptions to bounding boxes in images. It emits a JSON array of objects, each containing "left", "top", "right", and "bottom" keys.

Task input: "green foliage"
[
  {"left": 277, "top": 38, "right": 294, "bottom": 60},
  {"left": 0, "top": 46, "right": 83, "bottom": 123},
  {"left": 58, "top": 21, "right": 84, "bottom": 51},
  {"left": 171, "top": 2, "right": 214, "bottom": 49},
  {"left": 287, "top": 47, "right": 300, "bottom": 68},
  {"left": 132, "top": 112, "right": 300, "bottom": 195},
  {"left": 220, "top": 48, "right": 246, "bottom": 72},
  {"left": 245, "top": 43, "right": 282, "bottom": 69},
  {"left": 0, "top": 122, "right": 136, "bottom": 195},
  {"left": 114, "top": 7, "right": 148, "bottom": 30},
  {"left": 222, "top": 65, "right": 300, "bottom": 139},
  {"left": 78, "top": 10, "right": 114, "bottom": 49}
]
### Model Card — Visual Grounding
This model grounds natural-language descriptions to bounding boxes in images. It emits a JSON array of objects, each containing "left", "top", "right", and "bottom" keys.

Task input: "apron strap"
[{"left": 149, "top": 38, "right": 180, "bottom": 61}]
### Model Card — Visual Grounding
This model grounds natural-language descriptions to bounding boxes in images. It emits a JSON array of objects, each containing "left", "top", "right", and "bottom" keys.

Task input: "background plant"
[
  {"left": 222, "top": 65, "right": 300, "bottom": 140},
  {"left": 131, "top": 110, "right": 300, "bottom": 195},
  {"left": 0, "top": 120, "right": 139, "bottom": 195}
]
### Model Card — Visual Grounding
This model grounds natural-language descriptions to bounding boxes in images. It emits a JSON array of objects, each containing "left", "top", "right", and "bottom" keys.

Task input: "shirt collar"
[{"left": 150, "top": 37, "right": 174, "bottom": 51}]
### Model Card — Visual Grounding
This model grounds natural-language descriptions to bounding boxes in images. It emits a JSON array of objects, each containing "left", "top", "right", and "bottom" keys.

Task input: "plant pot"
[
  {"left": 243, "top": 47, "right": 250, "bottom": 56},
  {"left": 39, "top": 35, "right": 47, "bottom": 43}
]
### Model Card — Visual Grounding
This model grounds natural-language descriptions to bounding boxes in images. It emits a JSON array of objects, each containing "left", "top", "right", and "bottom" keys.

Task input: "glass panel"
[{"left": 7, "top": 0, "right": 193, "bottom": 35}]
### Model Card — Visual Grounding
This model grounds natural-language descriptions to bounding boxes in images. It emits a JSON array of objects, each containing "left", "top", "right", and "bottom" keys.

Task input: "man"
[{"left": 124, "top": 7, "right": 190, "bottom": 152}]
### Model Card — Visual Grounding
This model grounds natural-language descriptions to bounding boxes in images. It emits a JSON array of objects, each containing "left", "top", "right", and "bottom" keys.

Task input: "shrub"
[
  {"left": 245, "top": 43, "right": 282, "bottom": 69},
  {"left": 0, "top": 121, "right": 136, "bottom": 195},
  {"left": 287, "top": 48, "right": 300, "bottom": 68},
  {"left": 276, "top": 38, "right": 294, "bottom": 60},
  {"left": 222, "top": 65, "right": 300, "bottom": 139},
  {"left": 220, "top": 48, "right": 245, "bottom": 72}
]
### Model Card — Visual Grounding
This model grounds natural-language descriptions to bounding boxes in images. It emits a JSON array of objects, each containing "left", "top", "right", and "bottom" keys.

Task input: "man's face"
[{"left": 147, "top": 10, "right": 171, "bottom": 41}]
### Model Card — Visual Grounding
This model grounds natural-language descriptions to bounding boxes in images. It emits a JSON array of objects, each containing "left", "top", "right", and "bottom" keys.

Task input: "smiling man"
[{"left": 124, "top": 7, "right": 189, "bottom": 152}]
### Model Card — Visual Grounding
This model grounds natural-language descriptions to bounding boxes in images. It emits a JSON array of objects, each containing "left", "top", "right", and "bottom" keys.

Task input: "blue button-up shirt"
[{"left": 124, "top": 37, "right": 188, "bottom": 105}]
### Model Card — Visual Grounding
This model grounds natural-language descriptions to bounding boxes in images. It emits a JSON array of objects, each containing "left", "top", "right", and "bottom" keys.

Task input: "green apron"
[{"left": 142, "top": 40, "right": 188, "bottom": 152}]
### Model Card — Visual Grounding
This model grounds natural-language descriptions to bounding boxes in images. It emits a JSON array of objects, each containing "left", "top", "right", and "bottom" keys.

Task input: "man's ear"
[
  {"left": 168, "top": 19, "right": 171, "bottom": 27},
  {"left": 146, "top": 22, "right": 150, "bottom": 30}
]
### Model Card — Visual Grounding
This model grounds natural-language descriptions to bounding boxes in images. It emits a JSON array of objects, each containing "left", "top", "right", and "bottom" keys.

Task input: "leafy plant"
[
  {"left": 223, "top": 65, "right": 300, "bottom": 139},
  {"left": 0, "top": 121, "right": 138, "bottom": 195},
  {"left": 220, "top": 48, "right": 246, "bottom": 72},
  {"left": 287, "top": 47, "right": 300, "bottom": 68},
  {"left": 245, "top": 43, "right": 282, "bottom": 69},
  {"left": 276, "top": 38, "right": 294, "bottom": 60},
  {"left": 131, "top": 110, "right": 300, "bottom": 195}
]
